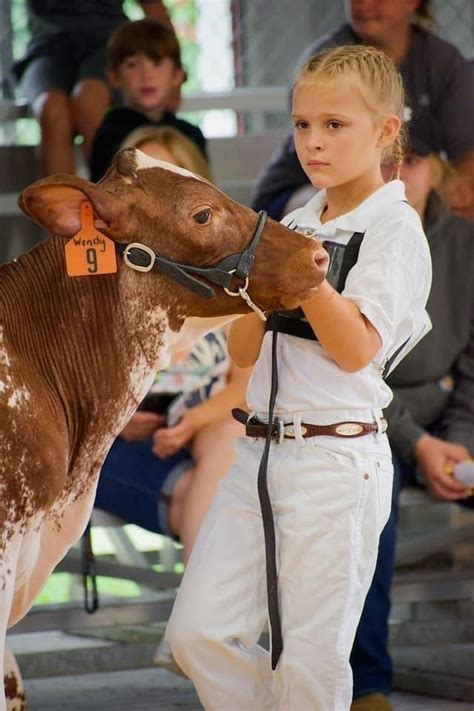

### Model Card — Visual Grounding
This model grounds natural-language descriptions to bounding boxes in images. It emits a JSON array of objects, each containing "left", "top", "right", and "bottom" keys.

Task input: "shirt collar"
[{"left": 296, "top": 180, "right": 408, "bottom": 237}]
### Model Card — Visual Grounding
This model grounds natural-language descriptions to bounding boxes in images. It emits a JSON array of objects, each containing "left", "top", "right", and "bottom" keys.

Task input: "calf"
[{"left": 0, "top": 148, "right": 327, "bottom": 707}]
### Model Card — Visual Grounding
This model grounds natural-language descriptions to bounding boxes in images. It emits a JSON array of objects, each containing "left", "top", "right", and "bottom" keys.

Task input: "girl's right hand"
[{"left": 120, "top": 411, "right": 165, "bottom": 442}]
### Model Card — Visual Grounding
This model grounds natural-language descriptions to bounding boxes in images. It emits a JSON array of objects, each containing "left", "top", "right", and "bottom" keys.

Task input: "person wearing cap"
[
  {"left": 252, "top": 0, "right": 474, "bottom": 223},
  {"left": 351, "top": 131, "right": 474, "bottom": 711}
]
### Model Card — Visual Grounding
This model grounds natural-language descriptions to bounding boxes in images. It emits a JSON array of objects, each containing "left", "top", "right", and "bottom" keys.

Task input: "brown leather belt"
[{"left": 232, "top": 408, "right": 387, "bottom": 442}]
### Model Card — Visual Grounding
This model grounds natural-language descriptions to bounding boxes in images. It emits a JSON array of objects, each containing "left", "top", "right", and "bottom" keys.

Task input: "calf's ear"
[{"left": 18, "top": 175, "right": 118, "bottom": 238}]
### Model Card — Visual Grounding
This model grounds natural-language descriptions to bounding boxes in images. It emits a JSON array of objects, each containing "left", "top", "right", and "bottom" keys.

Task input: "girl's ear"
[{"left": 378, "top": 115, "right": 402, "bottom": 149}]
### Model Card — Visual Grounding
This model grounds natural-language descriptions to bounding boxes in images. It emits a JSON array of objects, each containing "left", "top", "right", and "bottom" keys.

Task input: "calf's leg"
[
  {"left": 4, "top": 647, "right": 26, "bottom": 711},
  {"left": 9, "top": 486, "right": 97, "bottom": 627},
  {"left": 0, "top": 533, "right": 23, "bottom": 711}
]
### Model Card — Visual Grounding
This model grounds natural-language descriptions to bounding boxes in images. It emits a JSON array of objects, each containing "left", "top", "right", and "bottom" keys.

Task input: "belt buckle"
[
  {"left": 273, "top": 418, "right": 284, "bottom": 445},
  {"left": 282, "top": 423, "right": 308, "bottom": 439}
]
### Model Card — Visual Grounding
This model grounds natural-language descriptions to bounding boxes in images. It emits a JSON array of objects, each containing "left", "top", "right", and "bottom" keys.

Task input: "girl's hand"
[
  {"left": 152, "top": 408, "right": 201, "bottom": 458},
  {"left": 414, "top": 434, "right": 471, "bottom": 500},
  {"left": 120, "top": 411, "right": 165, "bottom": 442}
]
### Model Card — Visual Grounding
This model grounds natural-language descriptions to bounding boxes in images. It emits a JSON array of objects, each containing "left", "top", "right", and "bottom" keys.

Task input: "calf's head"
[{"left": 18, "top": 148, "right": 328, "bottom": 319}]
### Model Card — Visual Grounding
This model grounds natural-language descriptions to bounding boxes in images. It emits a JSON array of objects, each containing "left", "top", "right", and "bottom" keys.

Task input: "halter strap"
[{"left": 117, "top": 210, "right": 268, "bottom": 301}]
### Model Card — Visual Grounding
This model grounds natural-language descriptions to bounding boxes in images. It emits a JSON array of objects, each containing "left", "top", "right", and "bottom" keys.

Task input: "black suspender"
[
  {"left": 266, "top": 230, "right": 365, "bottom": 341},
  {"left": 334, "top": 230, "right": 365, "bottom": 292}
]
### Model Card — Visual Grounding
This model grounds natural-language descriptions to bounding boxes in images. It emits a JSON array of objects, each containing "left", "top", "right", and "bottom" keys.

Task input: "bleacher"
[{"left": 0, "top": 91, "right": 288, "bottom": 262}]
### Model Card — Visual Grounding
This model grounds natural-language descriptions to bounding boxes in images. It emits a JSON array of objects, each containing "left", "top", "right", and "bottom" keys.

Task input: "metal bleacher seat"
[
  {"left": 0, "top": 94, "right": 287, "bottom": 263},
  {"left": 0, "top": 142, "right": 43, "bottom": 262},
  {"left": 391, "top": 485, "right": 474, "bottom": 701}
]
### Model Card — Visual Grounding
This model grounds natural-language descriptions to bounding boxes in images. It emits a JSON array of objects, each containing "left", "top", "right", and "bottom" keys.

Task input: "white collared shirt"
[{"left": 247, "top": 180, "right": 432, "bottom": 417}]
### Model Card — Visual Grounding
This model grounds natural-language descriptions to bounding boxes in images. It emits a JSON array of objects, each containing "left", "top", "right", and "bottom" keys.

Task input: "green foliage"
[
  {"left": 34, "top": 573, "right": 75, "bottom": 605},
  {"left": 34, "top": 573, "right": 142, "bottom": 605},
  {"left": 10, "top": 0, "right": 30, "bottom": 60}
]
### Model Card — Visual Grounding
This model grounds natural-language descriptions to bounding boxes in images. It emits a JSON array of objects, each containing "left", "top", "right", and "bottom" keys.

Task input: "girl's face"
[
  {"left": 399, "top": 153, "right": 436, "bottom": 216},
  {"left": 292, "top": 77, "right": 395, "bottom": 192}
]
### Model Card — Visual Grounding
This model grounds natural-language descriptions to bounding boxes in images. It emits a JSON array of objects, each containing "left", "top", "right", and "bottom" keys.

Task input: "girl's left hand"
[{"left": 152, "top": 409, "right": 201, "bottom": 458}]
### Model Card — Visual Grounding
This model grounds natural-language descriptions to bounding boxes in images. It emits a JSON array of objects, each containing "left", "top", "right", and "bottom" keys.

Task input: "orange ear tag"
[{"left": 65, "top": 201, "right": 117, "bottom": 277}]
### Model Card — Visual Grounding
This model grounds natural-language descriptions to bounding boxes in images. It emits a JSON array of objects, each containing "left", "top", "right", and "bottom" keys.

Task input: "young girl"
[{"left": 166, "top": 45, "right": 432, "bottom": 710}]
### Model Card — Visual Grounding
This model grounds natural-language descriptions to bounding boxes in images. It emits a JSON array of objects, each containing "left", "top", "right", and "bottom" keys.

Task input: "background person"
[
  {"left": 94, "top": 126, "right": 242, "bottom": 564},
  {"left": 89, "top": 18, "right": 204, "bottom": 182},
  {"left": 121, "top": 124, "right": 212, "bottom": 181},
  {"left": 252, "top": 0, "right": 474, "bottom": 222},
  {"left": 10, "top": 1, "right": 175, "bottom": 176},
  {"left": 350, "top": 131, "right": 474, "bottom": 711},
  {"left": 93, "top": 127, "right": 249, "bottom": 674},
  {"left": 94, "top": 329, "right": 251, "bottom": 564}
]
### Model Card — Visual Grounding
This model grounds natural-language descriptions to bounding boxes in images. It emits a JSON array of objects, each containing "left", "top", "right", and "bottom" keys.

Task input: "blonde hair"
[
  {"left": 426, "top": 152, "right": 457, "bottom": 215},
  {"left": 120, "top": 125, "right": 213, "bottom": 181},
  {"left": 294, "top": 44, "right": 406, "bottom": 175}
]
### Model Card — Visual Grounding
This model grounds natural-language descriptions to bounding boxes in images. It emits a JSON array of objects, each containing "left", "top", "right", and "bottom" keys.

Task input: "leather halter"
[{"left": 116, "top": 210, "right": 267, "bottom": 311}]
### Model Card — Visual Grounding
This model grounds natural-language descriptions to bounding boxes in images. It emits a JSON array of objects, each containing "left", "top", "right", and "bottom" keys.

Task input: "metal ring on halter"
[
  {"left": 223, "top": 269, "right": 249, "bottom": 297},
  {"left": 123, "top": 243, "right": 156, "bottom": 272}
]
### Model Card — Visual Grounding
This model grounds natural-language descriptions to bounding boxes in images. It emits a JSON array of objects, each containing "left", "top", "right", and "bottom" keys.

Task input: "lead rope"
[
  {"left": 81, "top": 521, "right": 99, "bottom": 614},
  {"left": 257, "top": 328, "right": 283, "bottom": 669}
]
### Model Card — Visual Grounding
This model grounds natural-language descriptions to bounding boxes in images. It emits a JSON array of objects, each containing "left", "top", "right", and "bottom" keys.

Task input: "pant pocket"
[{"left": 372, "top": 453, "right": 394, "bottom": 535}]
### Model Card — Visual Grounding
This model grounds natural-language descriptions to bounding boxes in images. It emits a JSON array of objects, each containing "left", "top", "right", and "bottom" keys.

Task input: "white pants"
[{"left": 167, "top": 413, "right": 393, "bottom": 711}]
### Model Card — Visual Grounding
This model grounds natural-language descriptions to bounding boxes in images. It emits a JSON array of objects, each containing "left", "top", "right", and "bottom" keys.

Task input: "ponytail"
[{"left": 388, "top": 128, "right": 407, "bottom": 179}]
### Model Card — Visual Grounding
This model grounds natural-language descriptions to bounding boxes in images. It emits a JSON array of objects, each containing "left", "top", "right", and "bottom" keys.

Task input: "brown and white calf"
[{"left": 0, "top": 148, "right": 327, "bottom": 707}]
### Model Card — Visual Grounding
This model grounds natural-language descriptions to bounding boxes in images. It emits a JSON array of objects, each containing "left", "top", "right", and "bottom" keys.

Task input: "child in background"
[
  {"left": 95, "top": 126, "right": 243, "bottom": 565},
  {"left": 121, "top": 125, "right": 212, "bottom": 181},
  {"left": 89, "top": 18, "right": 205, "bottom": 182},
  {"left": 93, "top": 127, "right": 250, "bottom": 676},
  {"left": 166, "top": 45, "right": 432, "bottom": 710}
]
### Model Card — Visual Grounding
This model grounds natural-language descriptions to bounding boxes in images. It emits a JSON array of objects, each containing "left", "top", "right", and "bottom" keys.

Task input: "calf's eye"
[{"left": 193, "top": 209, "right": 212, "bottom": 225}]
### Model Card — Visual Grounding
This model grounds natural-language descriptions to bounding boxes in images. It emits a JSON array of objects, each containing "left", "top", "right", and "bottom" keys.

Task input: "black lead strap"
[
  {"left": 259, "top": 230, "right": 366, "bottom": 669},
  {"left": 257, "top": 328, "right": 283, "bottom": 669}
]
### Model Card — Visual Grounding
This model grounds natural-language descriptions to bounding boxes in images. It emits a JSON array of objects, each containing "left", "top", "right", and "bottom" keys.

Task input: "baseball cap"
[{"left": 406, "top": 130, "right": 433, "bottom": 157}]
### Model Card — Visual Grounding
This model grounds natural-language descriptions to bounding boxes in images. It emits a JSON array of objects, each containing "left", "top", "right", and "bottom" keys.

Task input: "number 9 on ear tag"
[{"left": 65, "top": 201, "right": 117, "bottom": 277}]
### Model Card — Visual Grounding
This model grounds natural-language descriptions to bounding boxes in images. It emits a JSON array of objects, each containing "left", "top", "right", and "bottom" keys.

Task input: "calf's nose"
[{"left": 313, "top": 246, "right": 330, "bottom": 273}]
